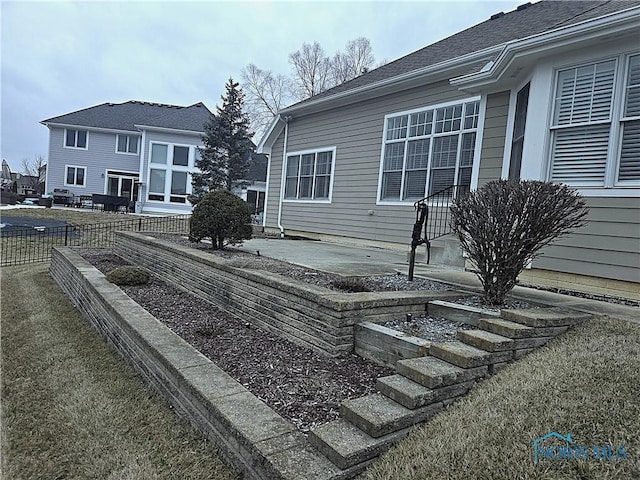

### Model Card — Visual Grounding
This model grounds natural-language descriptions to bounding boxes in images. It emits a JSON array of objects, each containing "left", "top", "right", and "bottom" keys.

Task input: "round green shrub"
[
  {"left": 189, "top": 189, "right": 252, "bottom": 249},
  {"left": 106, "top": 265, "right": 151, "bottom": 286}
]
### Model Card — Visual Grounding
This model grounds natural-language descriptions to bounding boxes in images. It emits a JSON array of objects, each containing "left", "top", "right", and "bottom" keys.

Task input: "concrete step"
[
  {"left": 396, "top": 355, "right": 487, "bottom": 390},
  {"left": 457, "top": 329, "right": 514, "bottom": 352},
  {"left": 376, "top": 374, "right": 474, "bottom": 410},
  {"left": 340, "top": 393, "right": 443, "bottom": 438},
  {"left": 308, "top": 418, "right": 411, "bottom": 470},
  {"left": 501, "top": 308, "right": 590, "bottom": 328},
  {"left": 478, "top": 318, "right": 535, "bottom": 339},
  {"left": 429, "top": 341, "right": 512, "bottom": 368}
]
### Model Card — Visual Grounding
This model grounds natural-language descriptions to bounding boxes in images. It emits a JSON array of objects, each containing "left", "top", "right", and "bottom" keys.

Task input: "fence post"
[
  {"left": 138, "top": 218, "right": 142, "bottom": 231},
  {"left": 65, "top": 225, "right": 69, "bottom": 246}
]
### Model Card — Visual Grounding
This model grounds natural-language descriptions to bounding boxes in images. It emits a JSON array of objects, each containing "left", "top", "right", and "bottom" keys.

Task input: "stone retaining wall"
[
  {"left": 354, "top": 321, "right": 431, "bottom": 367},
  {"left": 113, "top": 231, "right": 460, "bottom": 356},
  {"left": 49, "top": 247, "right": 349, "bottom": 480}
]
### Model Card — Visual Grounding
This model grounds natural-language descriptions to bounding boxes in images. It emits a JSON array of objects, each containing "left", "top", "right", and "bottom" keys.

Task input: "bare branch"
[
  {"left": 241, "top": 64, "right": 291, "bottom": 138},
  {"left": 289, "top": 41, "right": 333, "bottom": 101}
]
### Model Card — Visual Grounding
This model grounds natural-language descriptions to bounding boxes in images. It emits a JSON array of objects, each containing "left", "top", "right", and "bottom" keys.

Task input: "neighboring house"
[
  {"left": 11, "top": 173, "right": 42, "bottom": 195},
  {"left": 233, "top": 151, "right": 269, "bottom": 216},
  {"left": 41, "top": 101, "right": 212, "bottom": 214},
  {"left": 259, "top": 0, "right": 640, "bottom": 298}
]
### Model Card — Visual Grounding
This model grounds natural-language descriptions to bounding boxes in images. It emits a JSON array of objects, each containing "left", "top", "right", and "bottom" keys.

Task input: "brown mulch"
[{"left": 79, "top": 249, "right": 394, "bottom": 434}]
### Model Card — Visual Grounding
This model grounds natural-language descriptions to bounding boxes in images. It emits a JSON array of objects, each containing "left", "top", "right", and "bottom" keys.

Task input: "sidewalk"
[{"left": 237, "top": 237, "right": 639, "bottom": 323}]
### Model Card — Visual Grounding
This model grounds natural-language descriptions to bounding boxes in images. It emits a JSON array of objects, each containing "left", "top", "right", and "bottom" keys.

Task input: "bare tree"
[
  {"left": 243, "top": 37, "right": 377, "bottom": 139},
  {"left": 289, "top": 41, "right": 333, "bottom": 101},
  {"left": 332, "top": 37, "right": 375, "bottom": 85},
  {"left": 21, "top": 155, "right": 46, "bottom": 194},
  {"left": 241, "top": 64, "right": 291, "bottom": 139}
]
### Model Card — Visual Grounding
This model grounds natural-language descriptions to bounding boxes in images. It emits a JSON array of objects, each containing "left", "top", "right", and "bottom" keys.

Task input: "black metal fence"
[{"left": 1, "top": 215, "right": 190, "bottom": 266}]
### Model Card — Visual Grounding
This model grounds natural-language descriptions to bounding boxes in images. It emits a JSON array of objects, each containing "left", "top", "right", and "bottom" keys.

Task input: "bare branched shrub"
[{"left": 450, "top": 180, "right": 588, "bottom": 306}]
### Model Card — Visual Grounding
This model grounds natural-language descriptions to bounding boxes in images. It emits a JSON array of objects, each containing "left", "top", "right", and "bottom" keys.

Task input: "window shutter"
[
  {"left": 625, "top": 55, "right": 640, "bottom": 118},
  {"left": 551, "top": 125, "right": 610, "bottom": 183},
  {"left": 553, "top": 61, "right": 615, "bottom": 126},
  {"left": 619, "top": 120, "right": 640, "bottom": 181}
]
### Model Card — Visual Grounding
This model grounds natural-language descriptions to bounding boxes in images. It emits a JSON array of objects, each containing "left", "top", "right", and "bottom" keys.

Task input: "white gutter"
[
  {"left": 40, "top": 122, "right": 138, "bottom": 135},
  {"left": 277, "top": 116, "right": 290, "bottom": 238},
  {"left": 133, "top": 124, "right": 204, "bottom": 136}
]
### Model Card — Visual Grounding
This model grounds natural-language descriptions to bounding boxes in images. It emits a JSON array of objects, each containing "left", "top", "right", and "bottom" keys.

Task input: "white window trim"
[
  {"left": 103, "top": 169, "right": 139, "bottom": 198},
  {"left": 146, "top": 141, "right": 196, "bottom": 204},
  {"left": 64, "top": 164, "right": 87, "bottom": 188},
  {"left": 543, "top": 49, "right": 640, "bottom": 194},
  {"left": 115, "top": 134, "right": 141, "bottom": 155},
  {"left": 376, "top": 96, "right": 482, "bottom": 206},
  {"left": 282, "top": 146, "right": 336, "bottom": 204},
  {"left": 63, "top": 128, "right": 89, "bottom": 150}
]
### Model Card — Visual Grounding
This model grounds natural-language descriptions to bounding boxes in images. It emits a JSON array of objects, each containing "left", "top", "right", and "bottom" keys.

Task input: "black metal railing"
[
  {"left": 1, "top": 215, "right": 190, "bottom": 266},
  {"left": 408, "top": 185, "right": 467, "bottom": 279}
]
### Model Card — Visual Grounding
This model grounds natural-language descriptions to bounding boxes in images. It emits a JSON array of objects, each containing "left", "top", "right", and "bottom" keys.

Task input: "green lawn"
[
  {"left": 359, "top": 316, "right": 640, "bottom": 480},
  {"left": 1, "top": 263, "right": 238, "bottom": 480}
]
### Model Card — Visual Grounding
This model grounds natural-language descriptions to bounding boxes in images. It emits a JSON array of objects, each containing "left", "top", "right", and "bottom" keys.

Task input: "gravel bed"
[
  {"left": 382, "top": 315, "right": 476, "bottom": 341},
  {"left": 77, "top": 249, "right": 393, "bottom": 434}
]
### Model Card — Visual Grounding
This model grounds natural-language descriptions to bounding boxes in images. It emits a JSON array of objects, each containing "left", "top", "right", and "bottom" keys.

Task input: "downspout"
[{"left": 277, "top": 115, "right": 290, "bottom": 238}]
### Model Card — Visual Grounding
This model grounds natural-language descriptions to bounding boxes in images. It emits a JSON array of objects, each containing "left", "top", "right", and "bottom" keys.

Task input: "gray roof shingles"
[
  {"left": 42, "top": 100, "right": 212, "bottom": 133},
  {"left": 290, "top": 0, "right": 639, "bottom": 108}
]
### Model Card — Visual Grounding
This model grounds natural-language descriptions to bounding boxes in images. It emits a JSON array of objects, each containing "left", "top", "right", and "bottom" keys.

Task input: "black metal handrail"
[
  {"left": 1, "top": 215, "right": 191, "bottom": 266},
  {"left": 408, "top": 184, "right": 466, "bottom": 280}
]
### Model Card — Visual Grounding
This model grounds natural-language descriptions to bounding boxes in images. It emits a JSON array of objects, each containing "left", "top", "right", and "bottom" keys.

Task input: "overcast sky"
[{"left": 1, "top": 0, "right": 524, "bottom": 173}]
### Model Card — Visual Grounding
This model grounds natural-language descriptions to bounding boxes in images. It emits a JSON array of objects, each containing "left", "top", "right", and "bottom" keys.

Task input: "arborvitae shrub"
[{"left": 189, "top": 189, "right": 252, "bottom": 250}]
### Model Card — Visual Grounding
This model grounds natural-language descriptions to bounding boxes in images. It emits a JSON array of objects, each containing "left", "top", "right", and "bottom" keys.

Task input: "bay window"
[{"left": 549, "top": 54, "right": 640, "bottom": 186}]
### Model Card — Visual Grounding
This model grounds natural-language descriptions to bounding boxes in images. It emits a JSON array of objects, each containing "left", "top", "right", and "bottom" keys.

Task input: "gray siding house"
[
  {"left": 259, "top": 0, "right": 640, "bottom": 298},
  {"left": 41, "top": 101, "right": 212, "bottom": 214}
]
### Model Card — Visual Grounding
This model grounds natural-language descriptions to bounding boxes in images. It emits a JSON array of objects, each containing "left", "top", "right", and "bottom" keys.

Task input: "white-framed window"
[
  {"left": 284, "top": 147, "right": 335, "bottom": 201},
  {"left": 147, "top": 142, "right": 196, "bottom": 203},
  {"left": 64, "top": 129, "right": 88, "bottom": 149},
  {"left": 549, "top": 53, "right": 640, "bottom": 187},
  {"left": 116, "top": 134, "right": 140, "bottom": 154},
  {"left": 378, "top": 98, "right": 480, "bottom": 202},
  {"left": 64, "top": 165, "right": 86, "bottom": 187}
]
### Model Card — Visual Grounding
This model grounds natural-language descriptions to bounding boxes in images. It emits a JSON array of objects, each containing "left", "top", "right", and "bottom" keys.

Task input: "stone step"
[
  {"left": 479, "top": 317, "right": 571, "bottom": 339},
  {"left": 340, "top": 393, "right": 443, "bottom": 438},
  {"left": 501, "top": 308, "right": 590, "bottom": 328},
  {"left": 429, "top": 341, "right": 512, "bottom": 368},
  {"left": 457, "top": 329, "right": 514, "bottom": 352},
  {"left": 376, "top": 374, "right": 474, "bottom": 410},
  {"left": 396, "top": 356, "right": 487, "bottom": 390},
  {"left": 478, "top": 318, "right": 535, "bottom": 339},
  {"left": 308, "top": 418, "right": 411, "bottom": 470}
]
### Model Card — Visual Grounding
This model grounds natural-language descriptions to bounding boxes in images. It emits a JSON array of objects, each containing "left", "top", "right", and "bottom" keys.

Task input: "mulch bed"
[{"left": 79, "top": 249, "right": 394, "bottom": 434}]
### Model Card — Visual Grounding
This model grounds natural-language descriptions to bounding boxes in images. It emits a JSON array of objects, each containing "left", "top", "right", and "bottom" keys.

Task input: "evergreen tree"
[{"left": 190, "top": 78, "right": 254, "bottom": 204}]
